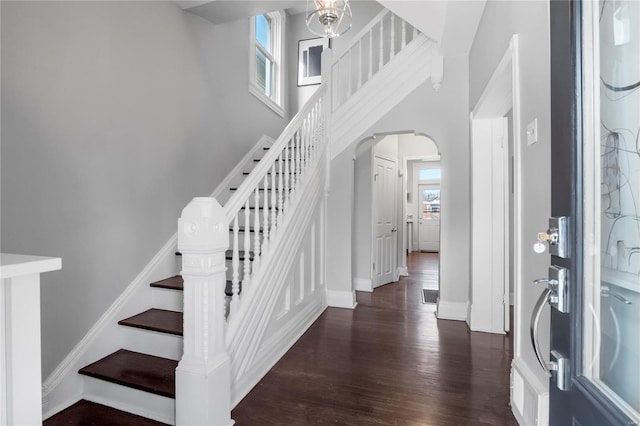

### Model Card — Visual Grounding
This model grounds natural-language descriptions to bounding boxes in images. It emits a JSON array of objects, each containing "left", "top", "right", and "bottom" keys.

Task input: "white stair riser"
[
  {"left": 151, "top": 288, "right": 183, "bottom": 312},
  {"left": 83, "top": 377, "right": 175, "bottom": 425},
  {"left": 119, "top": 327, "right": 183, "bottom": 361}
]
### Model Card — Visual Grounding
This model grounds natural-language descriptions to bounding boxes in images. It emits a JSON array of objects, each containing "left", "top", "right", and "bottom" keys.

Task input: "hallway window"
[{"left": 250, "top": 11, "right": 285, "bottom": 117}]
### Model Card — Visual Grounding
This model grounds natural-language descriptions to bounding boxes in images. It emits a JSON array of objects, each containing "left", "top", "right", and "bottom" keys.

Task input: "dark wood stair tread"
[
  {"left": 150, "top": 274, "right": 233, "bottom": 296},
  {"left": 79, "top": 349, "right": 177, "bottom": 398},
  {"left": 118, "top": 309, "right": 183, "bottom": 336},
  {"left": 43, "top": 399, "right": 169, "bottom": 426},
  {"left": 150, "top": 275, "right": 183, "bottom": 290}
]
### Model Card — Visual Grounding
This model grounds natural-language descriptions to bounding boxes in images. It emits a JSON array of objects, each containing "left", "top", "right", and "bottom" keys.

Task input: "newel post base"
[
  {"left": 176, "top": 354, "right": 234, "bottom": 426},
  {"left": 176, "top": 197, "right": 233, "bottom": 426}
]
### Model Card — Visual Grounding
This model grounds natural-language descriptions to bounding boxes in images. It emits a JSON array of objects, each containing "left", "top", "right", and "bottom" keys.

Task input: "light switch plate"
[{"left": 526, "top": 118, "right": 538, "bottom": 145}]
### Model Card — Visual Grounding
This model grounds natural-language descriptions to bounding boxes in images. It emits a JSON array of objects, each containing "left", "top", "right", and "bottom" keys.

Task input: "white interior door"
[
  {"left": 418, "top": 185, "right": 440, "bottom": 252},
  {"left": 372, "top": 155, "right": 397, "bottom": 288}
]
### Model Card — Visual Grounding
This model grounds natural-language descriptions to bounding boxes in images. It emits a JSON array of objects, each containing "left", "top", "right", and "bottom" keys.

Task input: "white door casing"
[
  {"left": 418, "top": 184, "right": 441, "bottom": 252},
  {"left": 372, "top": 155, "right": 397, "bottom": 288}
]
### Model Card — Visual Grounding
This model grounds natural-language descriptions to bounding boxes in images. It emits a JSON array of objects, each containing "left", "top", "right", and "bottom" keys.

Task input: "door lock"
[{"left": 534, "top": 217, "right": 569, "bottom": 258}]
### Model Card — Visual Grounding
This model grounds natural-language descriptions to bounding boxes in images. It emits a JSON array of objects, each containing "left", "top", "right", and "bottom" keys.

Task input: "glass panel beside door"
[{"left": 582, "top": 0, "right": 640, "bottom": 421}]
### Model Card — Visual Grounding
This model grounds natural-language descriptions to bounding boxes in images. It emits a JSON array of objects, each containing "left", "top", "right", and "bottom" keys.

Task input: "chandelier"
[{"left": 306, "top": 0, "right": 352, "bottom": 38}]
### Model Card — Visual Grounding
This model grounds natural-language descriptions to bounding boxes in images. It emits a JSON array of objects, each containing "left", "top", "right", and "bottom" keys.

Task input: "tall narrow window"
[{"left": 250, "top": 12, "right": 285, "bottom": 116}]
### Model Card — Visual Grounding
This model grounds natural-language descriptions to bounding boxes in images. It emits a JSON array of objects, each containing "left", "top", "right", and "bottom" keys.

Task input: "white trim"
[
  {"left": 511, "top": 357, "right": 549, "bottom": 426},
  {"left": 231, "top": 300, "right": 326, "bottom": 408},
  {"left": 248, "top": 83, "right": 285, "bottom": 117},
  {"left": 326, "top": 290, "right": 357, "bottom": 309},
  {"left": 353, "top": 277, "right": 373, "bottom": 292},
  {"left": 469, "top": 35, "right": 522, "bottom": 339},
  {"left": 436, "top": 300, "right": 468, "bottom": 321},
  {"left": 41, "top": 135, "right": 273, "bottom": 419},
  {"left": 397, "top": 266, "right": 408, "bottom": 276}
]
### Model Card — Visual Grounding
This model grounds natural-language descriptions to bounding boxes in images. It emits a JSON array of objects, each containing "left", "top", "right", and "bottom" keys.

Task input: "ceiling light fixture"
[{"left": 306, "top": 0, "right": 352, "bottom": 38}]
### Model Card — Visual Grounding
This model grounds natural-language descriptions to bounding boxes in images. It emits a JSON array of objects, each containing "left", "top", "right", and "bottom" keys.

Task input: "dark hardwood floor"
[{"left": 232, "top": 252, "right": 516, "bottom": 425}]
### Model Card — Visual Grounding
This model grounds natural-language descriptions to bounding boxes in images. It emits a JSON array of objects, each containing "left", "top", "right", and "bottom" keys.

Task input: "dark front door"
[{"left": 548, "top": 1, "right": 639, "bottom": 424}]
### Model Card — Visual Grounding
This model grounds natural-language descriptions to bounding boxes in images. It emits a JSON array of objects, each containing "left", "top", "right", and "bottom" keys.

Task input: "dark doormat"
[{"left": 422, "top": 289, "right": 439, "bottom": 304}]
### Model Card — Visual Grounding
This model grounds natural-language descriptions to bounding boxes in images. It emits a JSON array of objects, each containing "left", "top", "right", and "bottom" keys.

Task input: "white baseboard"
[
  {"left": 510, "top": 291, "right": 514, "bottom": 306},
  {"left": 511, "top": 357, "right": 549, "bottom": 426},
  {"left": 231, "top": 300, "right": 326, "bottom": 408},
  {"left": 326, "top": 290, "right": 357, "bottom": 309},
  {"left": 397, "top": 266, "right": 408, "bottom": 276},
  {"left": 436, "top": 300, "right": 468, "bottom": 321},
  {"left": 353, "top": 277, "right": 372, "bottom": 292}
]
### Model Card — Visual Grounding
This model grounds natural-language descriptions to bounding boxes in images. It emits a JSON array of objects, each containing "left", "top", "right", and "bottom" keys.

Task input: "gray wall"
[
  {"left": 353, "top": 146, "right": 372, "bottom": 283},
  {"left": 469, "top": 0, "right": 551, "bottom": 387},
  {"left": 1, "top": 1, "right": 288, "bottom": 378}
]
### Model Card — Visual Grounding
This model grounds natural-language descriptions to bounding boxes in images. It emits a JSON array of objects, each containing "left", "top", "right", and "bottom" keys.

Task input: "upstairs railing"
[{"left": 330, "top": 9, "right": 420, "bottom": 111}]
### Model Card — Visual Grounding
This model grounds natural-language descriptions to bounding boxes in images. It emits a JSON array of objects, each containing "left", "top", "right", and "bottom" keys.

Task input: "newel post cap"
[{"left": 178, "top": 197, "right": 229, "bottom": 253}]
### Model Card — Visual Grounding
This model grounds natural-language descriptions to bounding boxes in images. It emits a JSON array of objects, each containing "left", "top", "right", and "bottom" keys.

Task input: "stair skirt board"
[
  {"left": 41, "top": 135, "right": 273, "bottom": 420},
  {"left": 231, "top": 298, "right": 326, "bottom": 408},
  {"left": 83, "top": 377, "right": 175, "bottom": 425}
]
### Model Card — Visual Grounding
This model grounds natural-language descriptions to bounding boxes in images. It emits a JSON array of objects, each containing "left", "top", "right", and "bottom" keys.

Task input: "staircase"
[{"left": 43, "top": 9, "right": 436, "bottom": 425}]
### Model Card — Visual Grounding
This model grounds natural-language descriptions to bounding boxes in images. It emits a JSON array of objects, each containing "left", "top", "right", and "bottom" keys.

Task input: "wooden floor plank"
[{"left": 232, "top": 252, "right": 516, "bottom": 425}]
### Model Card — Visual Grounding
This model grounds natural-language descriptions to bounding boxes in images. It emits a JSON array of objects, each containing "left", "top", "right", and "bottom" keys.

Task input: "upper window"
[{"left": 250, "top": 11, "right": 285, "bottom": 117}]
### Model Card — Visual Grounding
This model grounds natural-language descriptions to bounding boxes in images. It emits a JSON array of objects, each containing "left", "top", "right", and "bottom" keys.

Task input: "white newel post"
[
  {"left": 176, "top": 197, "right": 234, "bottom": 426},
  {"left": 1, "top": 253, "right": 61, "bottom": 426}
]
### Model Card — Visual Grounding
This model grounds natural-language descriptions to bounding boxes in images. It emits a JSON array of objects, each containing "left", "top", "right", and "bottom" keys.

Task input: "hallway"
[{"left": 233, "top": 252, "right": 517, "bottom": 425}]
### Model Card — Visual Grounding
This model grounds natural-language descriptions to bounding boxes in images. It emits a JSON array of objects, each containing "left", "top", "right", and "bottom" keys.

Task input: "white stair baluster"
[
  {"left": 230, "top": 215, "right": 240, "bottom": 313},
  {"left": 296, "top": 132, "right": 301, "bottom": 189},
  {"left": 368, "top": 28, "right": 373, "bottom": 80},
  {"left": 401, "top": 20, "right": 407, "bottom": 49},
  {"left": 253, "top": 187, "right": 261, "bottom": 270},
  {"left": 358, "top": 40, "right": 363, "bottom": 89},
  {"left": 390, "top": 14, "right": 395, "bottom": 59},
  {"left": 284, "top": 140, "right": 291, "bottom": 212},
  {"left": 277, "top": 152, "right": 284, "bottom": 225},
  {"left": 347, "top": 51, "right": 352, "bottom": 97},
  {"left": 243, "top": 200, "right": 251, "bottom": 291},
  {"left": 270, "top": 163, "right": 277, "bottom": 237},
  {"left": 379, "top": 18, "right": 384, "bottom": 70},
  {"left": 262, "top": 175, "right": 269, "bottom": 252}
]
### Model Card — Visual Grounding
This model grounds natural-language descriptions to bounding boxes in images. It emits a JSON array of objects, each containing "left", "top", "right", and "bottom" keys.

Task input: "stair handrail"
[{"left": 222, "top": 85, "right": 327, "bottom": 223}]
